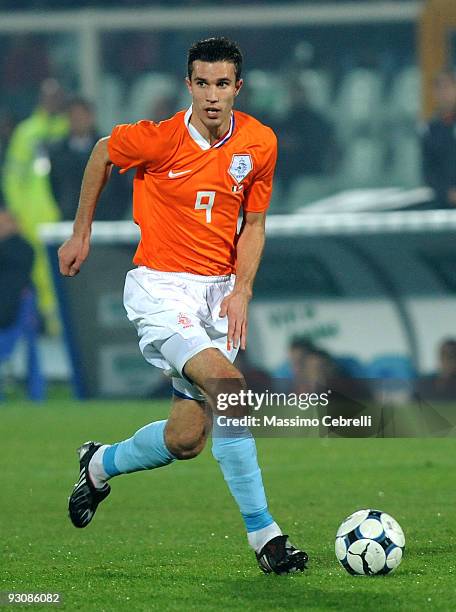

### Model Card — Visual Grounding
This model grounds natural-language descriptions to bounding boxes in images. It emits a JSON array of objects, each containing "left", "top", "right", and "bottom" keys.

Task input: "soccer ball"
[{"left": 335, "top": 509, "right": 405, "bottom": 575}]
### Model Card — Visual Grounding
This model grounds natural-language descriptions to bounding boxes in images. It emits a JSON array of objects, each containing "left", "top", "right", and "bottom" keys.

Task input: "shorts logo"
[
  {"left": 228, "top": 154, "right": 253, "bottom": 184},
  {"left": 178, "top": 313, "right": 194, "bottom": 329}
]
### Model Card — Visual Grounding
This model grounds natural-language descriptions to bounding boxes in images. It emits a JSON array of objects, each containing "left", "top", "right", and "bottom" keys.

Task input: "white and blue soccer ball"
[{"left": 335, "top": 509, "right": 405, "bottom": 575}]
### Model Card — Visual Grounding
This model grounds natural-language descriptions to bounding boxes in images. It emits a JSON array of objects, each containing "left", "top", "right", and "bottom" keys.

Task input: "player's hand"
[
  {"left": 219, "top": 289, "right": 251, "bottom": 351},
  {"left": 58, "top": 234, "right": 90, "bottom": 277}
]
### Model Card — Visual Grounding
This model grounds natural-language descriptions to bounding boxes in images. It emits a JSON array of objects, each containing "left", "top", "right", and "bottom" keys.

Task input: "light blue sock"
[
  {"left": 211, "top": 424, "right": 274, "bottom": 533},
  {"left": 103, "top": 420, "right": 175, "bottom": 476}
]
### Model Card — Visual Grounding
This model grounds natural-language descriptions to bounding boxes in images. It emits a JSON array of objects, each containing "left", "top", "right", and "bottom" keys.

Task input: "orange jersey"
[{"left": 108, "top": 107, "right": 277, "bottom": 275}]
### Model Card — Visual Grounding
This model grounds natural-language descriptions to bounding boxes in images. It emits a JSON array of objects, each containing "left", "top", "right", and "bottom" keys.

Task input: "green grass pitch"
[{"left": 2, "top": 400, "right": 455, "bottom": 611}]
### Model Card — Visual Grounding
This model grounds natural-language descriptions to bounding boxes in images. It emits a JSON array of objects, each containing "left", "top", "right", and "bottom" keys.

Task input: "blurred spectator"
[
  {"left": 415, "top": 338, "right": 456, "bottom": 402},
  {"left": 2, "top": 78, "right": 69, "bottom": 334},
  {"left": 286, "top": 341, "right": 371, "bottom": 402},
  {"left": 49, "top": 97, "right": 130, "bottom": 221},
  {"left": 0, "top": 107, "right": 16, "bottom": 171},
  {"left": 273, "top": 335, "right": 316, "bottom": 379},
  {"left": 0, "top": 204, "right": 34, "bottom": 329},
  {"left": 291, "top": 347, "right": 337, "bottom": 395},
  {"left": 421, "top": 70, "right": 456, "bottom": 209},
  {"left": 275, "top": 79, "right": 338, "bottom": 192}
]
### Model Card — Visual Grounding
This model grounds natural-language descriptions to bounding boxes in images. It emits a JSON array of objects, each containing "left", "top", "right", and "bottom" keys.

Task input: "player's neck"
[{"left": 190, "top": 113, "right": 231, "bottom": 146}]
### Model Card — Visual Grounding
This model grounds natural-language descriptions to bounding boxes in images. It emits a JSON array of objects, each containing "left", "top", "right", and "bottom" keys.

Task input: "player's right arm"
[
  {"left": 59, "top": 120, "right": 161, "bottom": 276},
  {"left": 58, "top": 137, "right": 112, "bottom": 276}
]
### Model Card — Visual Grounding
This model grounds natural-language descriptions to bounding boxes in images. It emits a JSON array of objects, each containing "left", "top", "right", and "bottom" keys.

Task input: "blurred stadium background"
[{"left": 1, "top": 0, "right": 456, "bottom": 401}]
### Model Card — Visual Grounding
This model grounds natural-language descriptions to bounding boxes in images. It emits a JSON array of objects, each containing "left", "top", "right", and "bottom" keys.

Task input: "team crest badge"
[
  {"left": 228, "top": 154, "right": 253, "bottom": 184},
  {"left": 178, "top": 313, "right": 194, "bottom": 329}
]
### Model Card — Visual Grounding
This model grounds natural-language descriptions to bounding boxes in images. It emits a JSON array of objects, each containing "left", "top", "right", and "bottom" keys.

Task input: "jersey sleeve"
[
  {"left": 243, "top": 129, "right": 278, "bottom": 213},
  {"left": 108, "top": 120, "right": 162, "bottom": 173}
]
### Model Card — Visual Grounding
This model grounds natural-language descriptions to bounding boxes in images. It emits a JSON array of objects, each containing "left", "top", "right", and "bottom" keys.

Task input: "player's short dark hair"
[{"left": 187, "top": 37, "right": 243, "bottom": 81}]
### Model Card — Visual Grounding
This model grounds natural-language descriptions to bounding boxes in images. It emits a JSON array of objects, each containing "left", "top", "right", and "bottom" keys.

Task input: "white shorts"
[{"left": 123, "top": 266, "right": 239, "bottom": 400}]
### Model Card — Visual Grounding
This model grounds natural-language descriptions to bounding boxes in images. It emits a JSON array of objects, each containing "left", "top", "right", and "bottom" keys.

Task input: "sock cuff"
[
  {"left": 242, "top": 507, "right": 274, "bottom": 532},
  {"left": 155, "top": 419, "right": 176, "bottom": 462},
  {"left": 103, "top": 443, "right": 121, "bottom": 477}
]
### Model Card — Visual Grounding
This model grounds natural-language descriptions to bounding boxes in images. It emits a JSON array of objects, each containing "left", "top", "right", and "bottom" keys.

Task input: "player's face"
[{"left": 186, "top": 60, "right": 243, "bottom": 139}]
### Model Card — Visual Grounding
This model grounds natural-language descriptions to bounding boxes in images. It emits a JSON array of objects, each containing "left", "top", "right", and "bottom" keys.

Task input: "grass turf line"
[{"left": 1, "top": 400, "right": 455, "bottom": 611}]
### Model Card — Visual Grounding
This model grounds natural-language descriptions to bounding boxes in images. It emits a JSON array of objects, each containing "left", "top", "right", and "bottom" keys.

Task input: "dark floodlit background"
[{"left": 1, "top": 0, "right": 456, "bottom": 404}]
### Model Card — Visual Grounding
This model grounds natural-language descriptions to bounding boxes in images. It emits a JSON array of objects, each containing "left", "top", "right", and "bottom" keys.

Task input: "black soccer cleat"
[
  {"left": 68, "top": 441, "right": 111, "bottom": 528},
  {"left": 256, "top": 535, "right": 308, "bottom": 575}
]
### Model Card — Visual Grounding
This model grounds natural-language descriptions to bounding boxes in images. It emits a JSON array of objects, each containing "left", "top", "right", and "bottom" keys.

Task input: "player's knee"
[{"left": 169, "top": 440, "right": 205, "bottom": 460}]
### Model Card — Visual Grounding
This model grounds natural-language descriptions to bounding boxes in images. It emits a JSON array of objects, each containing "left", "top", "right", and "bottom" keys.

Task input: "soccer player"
[{"left": 58, "top": 37, "right": 308, "bottom": 575}]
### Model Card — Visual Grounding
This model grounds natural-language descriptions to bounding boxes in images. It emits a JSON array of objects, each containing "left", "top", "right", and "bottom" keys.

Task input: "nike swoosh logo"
[{"left": 168, "top": 169, "right": 192, "bottom": 178}]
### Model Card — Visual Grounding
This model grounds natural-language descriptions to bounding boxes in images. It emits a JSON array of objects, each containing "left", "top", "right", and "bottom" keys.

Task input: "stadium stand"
[{"left": 335, "top": 68, "right": 384, "bottom": 140}]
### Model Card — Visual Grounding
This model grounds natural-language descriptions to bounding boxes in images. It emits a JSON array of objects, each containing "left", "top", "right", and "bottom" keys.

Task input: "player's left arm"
[{"left": 219, "top": 210, "right": 265, "bottom": 351}]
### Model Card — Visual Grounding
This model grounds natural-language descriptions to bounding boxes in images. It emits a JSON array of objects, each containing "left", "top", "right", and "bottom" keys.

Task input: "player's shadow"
[{"left": 222, "top": 576, "right": 392, "bottom": 609}]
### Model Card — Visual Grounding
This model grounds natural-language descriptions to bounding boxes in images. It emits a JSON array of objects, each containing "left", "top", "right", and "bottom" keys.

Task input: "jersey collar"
[{"left": 184, "top": 105, "right": 234, "bottom": 150}]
